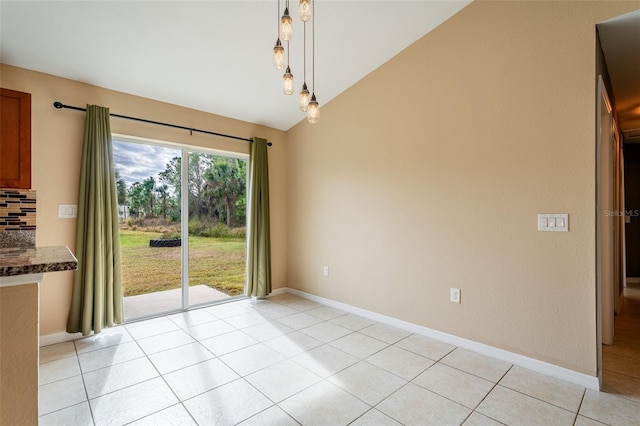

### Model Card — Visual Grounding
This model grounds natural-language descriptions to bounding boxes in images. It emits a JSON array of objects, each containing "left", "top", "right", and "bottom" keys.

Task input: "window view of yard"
[
  {"left": 119, "top": 225, "right": 246, "bottom": 297},
  {"left": 113, "top": 139, "right": 247, "bottom": 300}
]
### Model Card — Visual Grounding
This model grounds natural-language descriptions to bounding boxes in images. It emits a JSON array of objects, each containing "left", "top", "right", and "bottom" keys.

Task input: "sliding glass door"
[
  {"left": 113, "top": 137, "right": 247, "bottom": 320},
  {"left": 186, "top": 151, "right": 247, "bottom": 308}
]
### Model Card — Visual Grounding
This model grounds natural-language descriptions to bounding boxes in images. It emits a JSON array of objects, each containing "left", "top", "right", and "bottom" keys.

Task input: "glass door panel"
[
  {"left": 113, "top": 138, "right": 183, "bottom": 320},
  {"left": 187, "top": 151, "right": 247, "bottom": 307}
]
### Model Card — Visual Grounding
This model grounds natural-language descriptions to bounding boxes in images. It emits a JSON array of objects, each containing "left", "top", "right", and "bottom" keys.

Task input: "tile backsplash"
[{"left": 0, "top": 188, "right": 36, "bottom": 247}]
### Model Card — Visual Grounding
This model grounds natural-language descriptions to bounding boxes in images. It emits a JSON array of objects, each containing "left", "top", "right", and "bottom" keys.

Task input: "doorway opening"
[
  {"left": 596, "top": 9, "right": 640, "bottom": 401},
  {"left": 112, "top": 136, "right": 248, "bottom": 320}
]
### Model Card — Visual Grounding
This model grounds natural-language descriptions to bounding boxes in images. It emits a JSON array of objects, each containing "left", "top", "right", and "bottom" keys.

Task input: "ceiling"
[
  {"left": 0, "top": 0, "right": 471, "bottom": 131},
  {"left": 597, "top": 9, "right": 640, "bottom": 136},
  {"left": 2, "top": 2, "right": 637, "bottom": 134}
]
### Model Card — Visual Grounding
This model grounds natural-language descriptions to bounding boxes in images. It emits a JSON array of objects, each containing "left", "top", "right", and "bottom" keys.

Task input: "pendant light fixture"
[
  {"left": 299, "top": 84, "right": 310, "bottom": 112},
  {"left": 271, "top": 0, "right": 319, "bottom": 122},
  {"left": 298, "top": 20, "right": 310, "bottom": 111},
  {"left": 273, "top": 41, "right": 284, "bottom": 70},
  {"left": 307, "top": 95, "right": 319, "bottom": 124},
  {"left": 299, "top": 0, "right": 312, "bottom": 22},
  {"left": 280, "top": 1, "right": 293, "bottom": 41},
  {"left": 283, "top": 37, "right": 294, "bottom": 95},
  {"left": 283, "top": 65, "right": 294, "bottom": 95},
  {"left": 306, "top": 0, "right": 319, "bottom": 124},
  {"left": 273, "top": 0, "right": 284, "bottom": 69}
]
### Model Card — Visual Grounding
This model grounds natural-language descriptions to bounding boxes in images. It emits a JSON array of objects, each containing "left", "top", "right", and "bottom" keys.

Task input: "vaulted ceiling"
[
  {"left": 2, "top": 2, "right": 637, "bottom": 134},
  {"left": 0, "top": 1, "right": 471, "bottom": 130}
]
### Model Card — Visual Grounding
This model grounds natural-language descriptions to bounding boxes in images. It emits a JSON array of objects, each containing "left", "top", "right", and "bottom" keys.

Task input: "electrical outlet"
[
  {"left": 323, "top": 266, "right": 329, "bottom": 277},
  {"left": 450, "top": 288, "right": 461, "bottom": 304}
]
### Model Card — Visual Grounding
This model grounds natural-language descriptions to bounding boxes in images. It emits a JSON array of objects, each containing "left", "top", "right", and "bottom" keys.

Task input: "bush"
[
  {"left": 188, "top": 218, "right": 245, "bottom": 239},
  {"left": 120, "top": 217, "right": 179, "bottom": 234},
  {"left": 201, "top": 224, "right": 246, "bottom": 239},
  {"left": 160, "top": 230, "right": 181, "bottom": 240},
  {"left": 121, "top": 217, "right": 244, "bottom": 239}
]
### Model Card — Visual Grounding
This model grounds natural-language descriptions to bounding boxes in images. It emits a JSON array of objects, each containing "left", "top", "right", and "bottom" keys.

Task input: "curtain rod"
[{"left": 53, "top": 101, "right": 272, "bottom": 146}]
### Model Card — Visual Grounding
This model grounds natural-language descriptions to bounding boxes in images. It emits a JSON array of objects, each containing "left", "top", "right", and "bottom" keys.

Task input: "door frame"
[
  {"left": 595, "top": 74, "right": 626, "bottom": 388},
  {"left": 596, "top": 75, "right": 613, "bottom": 387},
  {"left": 182, "top": 146, "right": 250, "bottom": 310},
  {"left": 113, "top": 134, "right": 249, "bottom": 317}
]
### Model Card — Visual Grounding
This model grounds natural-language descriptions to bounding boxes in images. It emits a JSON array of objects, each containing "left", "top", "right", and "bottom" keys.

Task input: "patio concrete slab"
[{"left": 124, "top": 285, "right": 231, "bottom": 320}]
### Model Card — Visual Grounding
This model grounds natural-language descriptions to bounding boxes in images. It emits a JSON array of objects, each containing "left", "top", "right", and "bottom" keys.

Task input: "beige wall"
[
  {"left": 0, "top": 64, "right": 287, "bottom": 335},
  {"left": 286, "top": 1, "right": 638, "bottom": 375}
]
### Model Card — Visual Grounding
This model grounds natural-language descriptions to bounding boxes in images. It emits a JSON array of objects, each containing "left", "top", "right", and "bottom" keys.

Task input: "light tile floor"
[
  {"left": 39, "top": 294, "right": 640, "bottom": 426},
  {"left": 602, "top": 283, "right": 640, "bottom": 403}
]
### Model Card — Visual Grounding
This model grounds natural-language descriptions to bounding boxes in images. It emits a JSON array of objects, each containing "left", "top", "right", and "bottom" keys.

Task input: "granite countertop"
[{"left": 0, "top": 246, "right": 77, "bottom": 277}]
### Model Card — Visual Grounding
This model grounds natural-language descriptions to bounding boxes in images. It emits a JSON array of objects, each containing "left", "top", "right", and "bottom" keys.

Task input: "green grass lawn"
[{"left": 119, "top": 230, "right": 246, "bottom": 297}]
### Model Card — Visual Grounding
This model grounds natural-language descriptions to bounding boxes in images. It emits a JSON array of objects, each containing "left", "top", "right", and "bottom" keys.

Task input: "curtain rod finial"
[{"left": 53, "top": 101, "right": 64, "bottom": 109}]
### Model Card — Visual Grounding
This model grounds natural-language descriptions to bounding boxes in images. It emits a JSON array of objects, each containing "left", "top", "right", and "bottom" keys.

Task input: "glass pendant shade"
[
  {"left": 281, "top": 8, "right": 293, "bottom": 41},
  {"left": 299, "top": 0, "right": 312, "bottom": 22},
  {"left": 298, "top": 83, "right": 310, "bottom": 111},
  {"left": 273, "top": 39, "right": 285, "bottom": 70},
  {"left": 283, "top": 67, "right": 294, "bottom": 95},
  {"left": 307, "top": 93, "right": 319, "bottom": 124}
]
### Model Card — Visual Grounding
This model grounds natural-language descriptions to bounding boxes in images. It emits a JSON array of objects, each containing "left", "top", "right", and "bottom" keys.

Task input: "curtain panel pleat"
[
  {"left": 67, "top": 105, "right": 123, "bottom": 335},
  {"left": 245, "top": 137, "right": 272, "bottom": 297}
]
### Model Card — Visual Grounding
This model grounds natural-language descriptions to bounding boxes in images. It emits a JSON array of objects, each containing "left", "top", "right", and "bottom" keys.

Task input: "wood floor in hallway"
[{"left": 602, "top": 283, "right": 640, "bottom": 402}]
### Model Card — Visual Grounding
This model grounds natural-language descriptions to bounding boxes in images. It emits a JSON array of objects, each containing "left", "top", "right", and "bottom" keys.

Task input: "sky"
[{"left": 112, "top": 139, "right": 180, "bottom": 187}]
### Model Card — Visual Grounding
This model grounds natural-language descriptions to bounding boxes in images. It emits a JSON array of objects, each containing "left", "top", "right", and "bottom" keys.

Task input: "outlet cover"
[
  {"left": 450, "top": 288, "right": 461, "bottom": 304},
  {"left": 323, "top": 266, "right": 329, "bottom": 277}
]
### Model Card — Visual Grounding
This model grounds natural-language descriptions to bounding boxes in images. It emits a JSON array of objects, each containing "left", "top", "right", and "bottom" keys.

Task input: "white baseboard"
[
  {"left": 39, "top": 331, "right": 82, "bottom": 347},
  {"left": 285, "top": 287, "right": 599, "bottom": 390},
  {"left": 268, "top": 287, "right": 288, "bottom": 297}
]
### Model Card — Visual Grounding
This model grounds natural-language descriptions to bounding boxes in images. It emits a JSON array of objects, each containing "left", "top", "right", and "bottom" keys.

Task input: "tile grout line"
[
  {"left": 182, "top": 305, "right": 319, "bottom": 425},
  {"left": 465, "top": 364, "right": 513, "bottom": 425},
  {"left": 129, "top": 312, "right": 200, "bottom": 425},
  {"left": 496, "top": 381, "right": 586, "bottom": 416},
  {"left": 112, "top": 321, "right": 181, "bottom": 422},
  {"left": 76, "top": 338, "right": 97, "bottom": 426}
]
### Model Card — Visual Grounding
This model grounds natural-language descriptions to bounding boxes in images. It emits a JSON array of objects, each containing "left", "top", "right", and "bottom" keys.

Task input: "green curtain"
[
  {"left": 245, "top": 137, "right": 272, "bottom": 297},
  {"left": 67, "top": 105, "right": 123, "bottom": 335}
]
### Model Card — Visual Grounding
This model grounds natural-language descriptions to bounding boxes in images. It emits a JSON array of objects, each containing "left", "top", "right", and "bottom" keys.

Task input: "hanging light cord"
[
  {"left": 312, "top": 0, "right": 315, "bottom": 93},
  {"left": 286, "top": 0, "right": 290, "bottom": 68},
  {"left": 303, "top": 21, "right": 307, "bottom": 82},
  {"left": 277, "top": 0, "right": 280, "bottom": 38}
]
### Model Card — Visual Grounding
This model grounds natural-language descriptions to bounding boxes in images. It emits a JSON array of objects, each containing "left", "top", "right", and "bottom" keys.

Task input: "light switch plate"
[
  {"left": 58, "top": 204, "right": 77, "bottom": 219},
  {"left": 538, "top": 214, "right": 568, "bottom": 232}
]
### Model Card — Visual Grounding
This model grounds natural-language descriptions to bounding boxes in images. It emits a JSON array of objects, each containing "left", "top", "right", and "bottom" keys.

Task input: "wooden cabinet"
[{"left": 1, "top": 88, "right": 32, "bottom": 189}]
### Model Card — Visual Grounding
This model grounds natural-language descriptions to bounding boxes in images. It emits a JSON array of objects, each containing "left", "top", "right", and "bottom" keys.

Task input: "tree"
[
  {"left": 204, "top": 158, "right": 246, "bottom": 227},
  {"left": 159, "top": 156, "right": 181, "bottom": 198},
  {"left": 156, "top": 184, "right": 169, "bottom": 219},
  {"left": 115, "top": 169, "right": 127, "bottom": 205},
  {"left": 188, "top": 153, "right": 212, "bottom": 220},
  {"left": 141, "top": 177, "right": 156, "bottom": 217},
  {"left": 115, "top": 169, "right": 128, "bottom": 218},
  {"left": 127, "top": 182, "right": 144, "bottom": 217}
]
